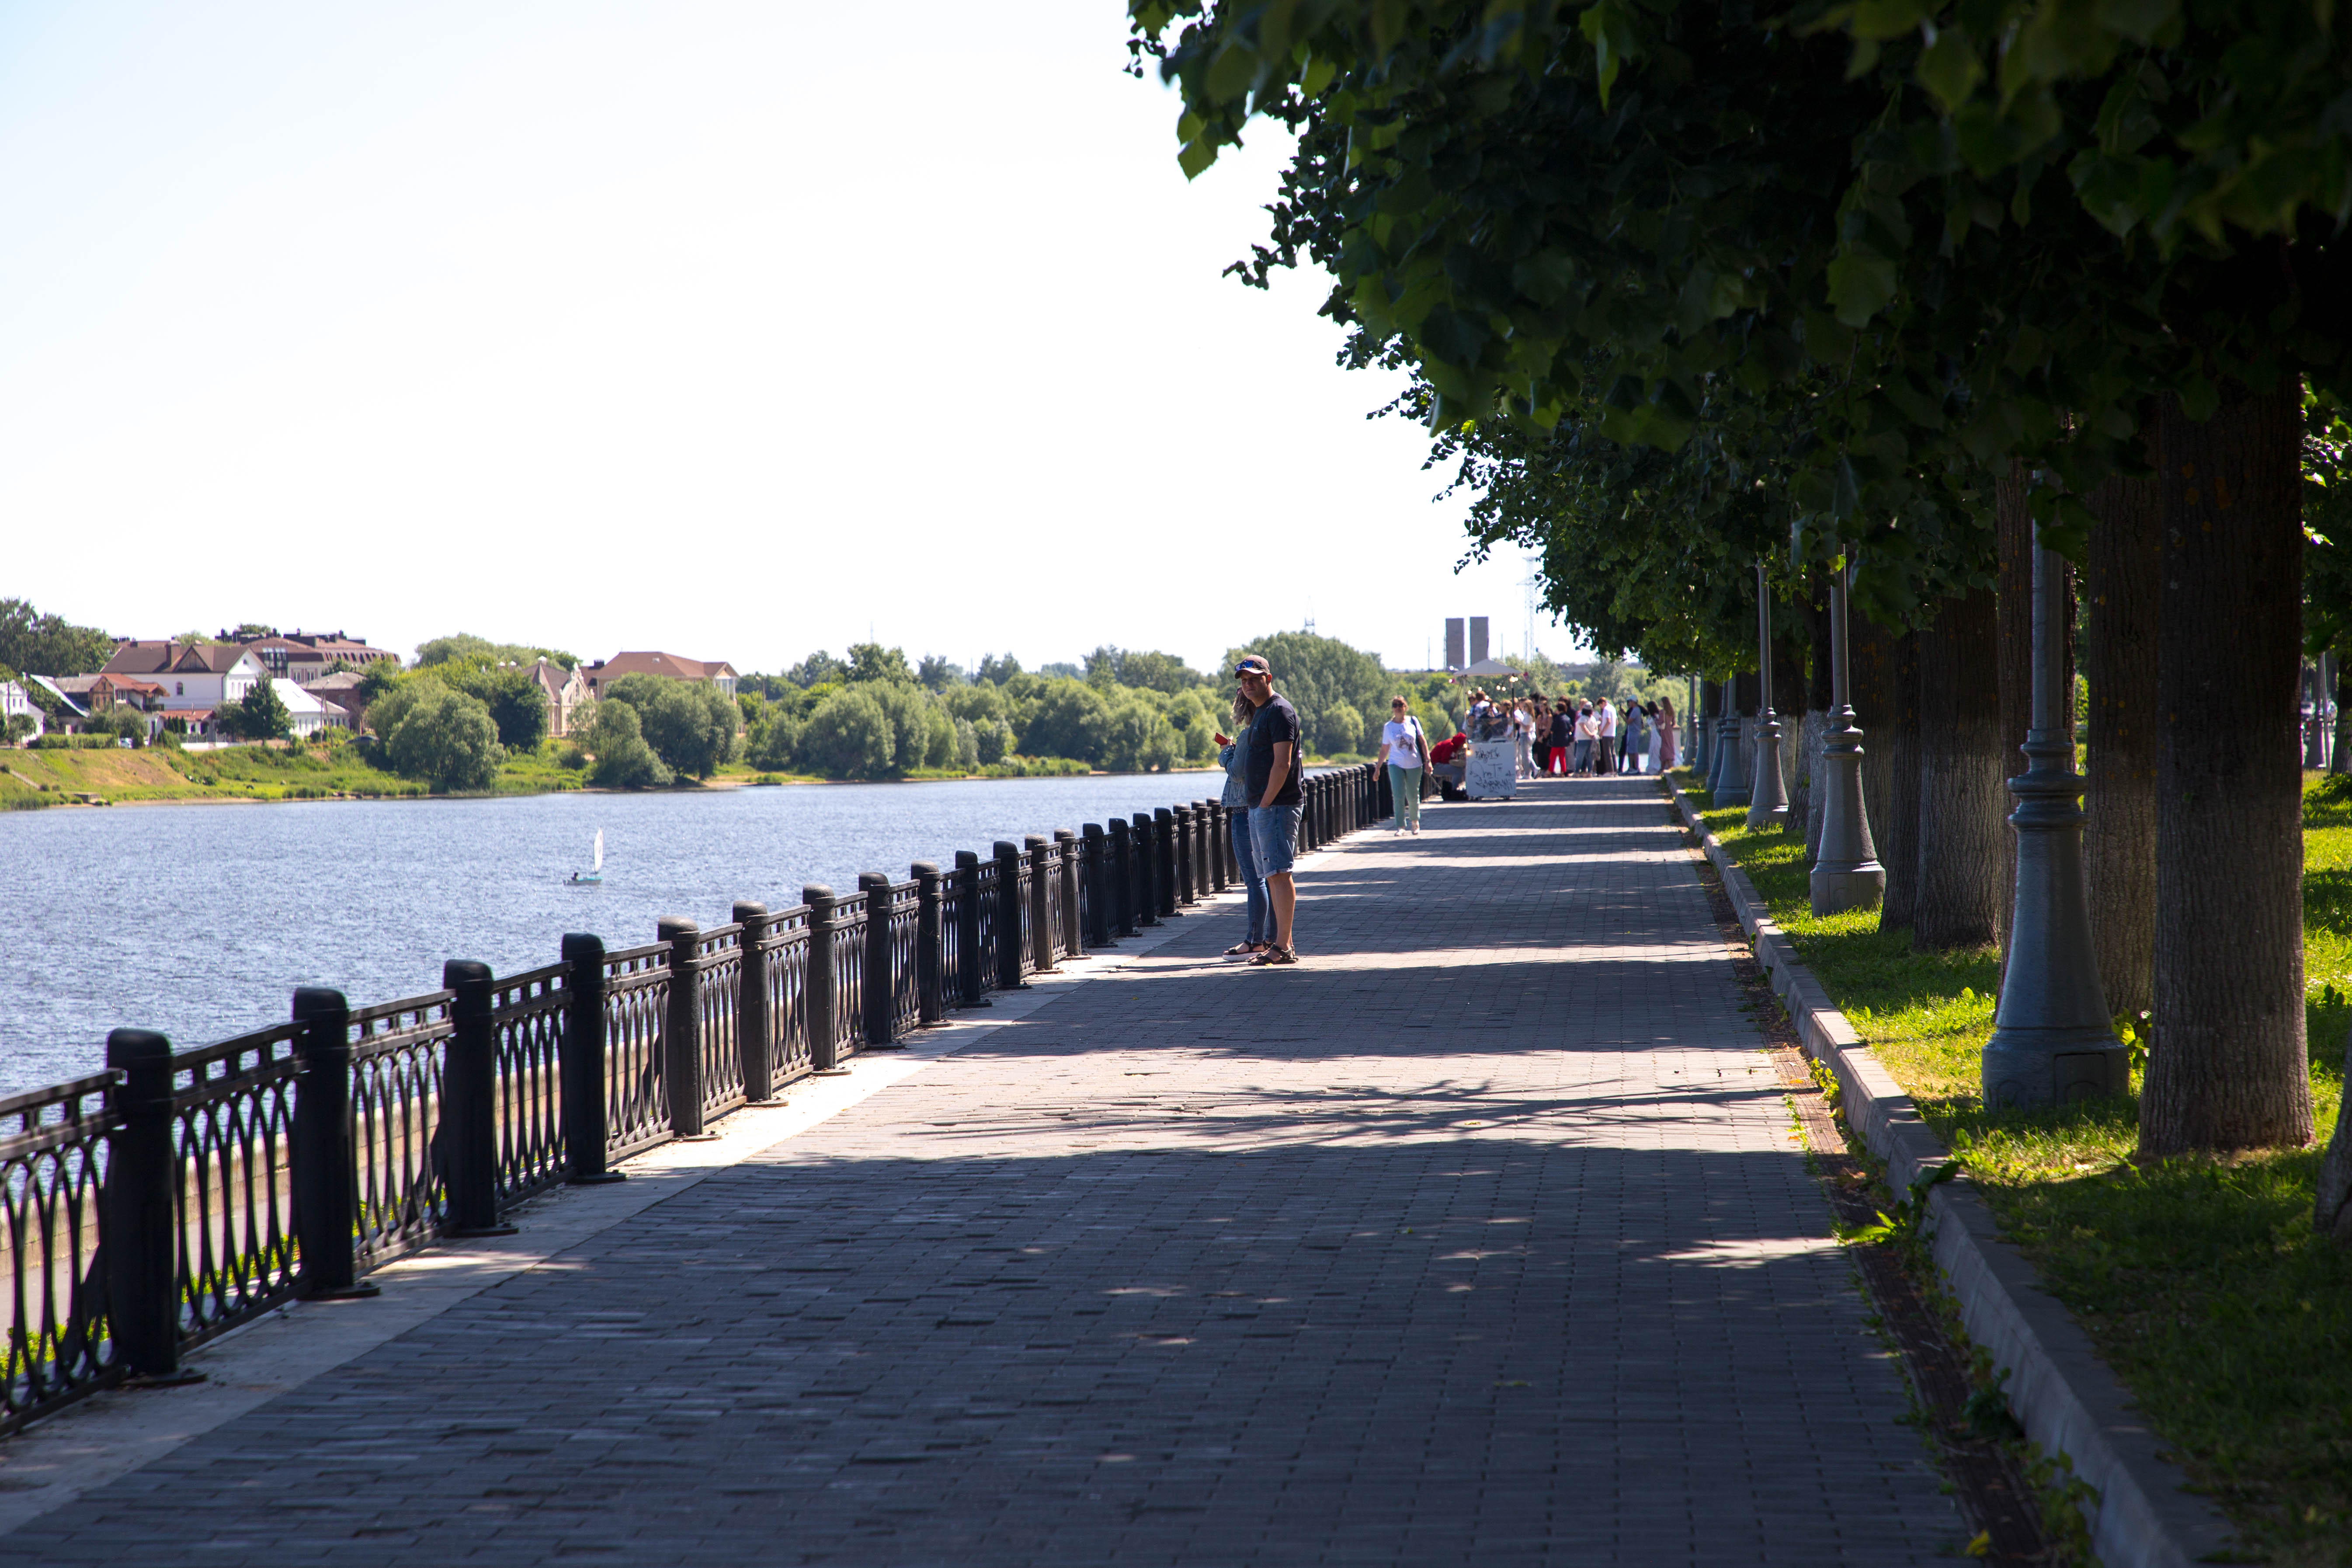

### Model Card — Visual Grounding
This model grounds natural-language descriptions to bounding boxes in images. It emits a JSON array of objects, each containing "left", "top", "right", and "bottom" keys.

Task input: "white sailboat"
[{"left": 569, "top": 828, "right": 604, "bottom": 886}]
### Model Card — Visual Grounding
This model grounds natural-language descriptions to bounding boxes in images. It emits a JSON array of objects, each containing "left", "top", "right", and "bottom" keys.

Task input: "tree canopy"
[
  {"left": 0, "top": 598, "right": 111, "bottom": 678},
  {"left": 416, "top": 633, "right": 578, "bottom": 670},
  {"left": 1129, "top": 0, "right": 2352, "bottom": 620}
]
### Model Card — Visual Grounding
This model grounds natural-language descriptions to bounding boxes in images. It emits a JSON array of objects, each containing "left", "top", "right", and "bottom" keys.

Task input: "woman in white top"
[
  {"left": 1372, "top": 695, "right": 1429, "bottom": 835},
  {"left": 1512, "top": 699, "right": 1536, "bottom": 779}
]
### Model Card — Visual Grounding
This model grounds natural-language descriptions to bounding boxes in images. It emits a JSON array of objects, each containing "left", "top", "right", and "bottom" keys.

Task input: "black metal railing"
[
  {"left": 6, "top": 764, "right": 1381, "bottom": 1435},
  {"left": 168, "top": 1022, "right": 300, "bottom": 1345},
  {"left": 601, "top": 942, "right": 671, "bottom": 1161},
  {"left": 489, "top": 966, "right": 566, "bottom": 1208},
  {"left": 695, "top": 926, "right": 746, "bottom": 1121},
  {"left": 345, "top": 990, "right": 452, "bottom": 1271},
  {"left": 0, "top": 1073, "right": 118, "bottom": 1433},
  {"left": 831, "top": 891, "right": 869, "bottom": 1064}
]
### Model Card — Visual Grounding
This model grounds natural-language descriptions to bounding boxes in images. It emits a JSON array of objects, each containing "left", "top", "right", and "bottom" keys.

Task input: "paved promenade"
[{"left": 0, "top": 777, "right": 1956, "bottom": 1565}]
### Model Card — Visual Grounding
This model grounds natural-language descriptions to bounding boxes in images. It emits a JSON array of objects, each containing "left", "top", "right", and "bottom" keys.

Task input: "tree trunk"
[
  {"left": 1850, "top": 615, "right": 1898, "bottom": 897},
  {"left": 1803, "top": 577, "right": 1834, "bottom": 859},
  {"left": 1697, "top": 673, "right": 1720, "bottom": 776},
  {"left": 1914, "top": 589, "right": 2007, "bottom": 952},
  {"left": 2146, "top": 380, "right": 2313, "bottom": 1155},
  {"left": 1879, "top": 630, "right": 1923, "bottom": 931},
  {"left": 1735, "top": 669, "right": 1760, "bottom": 788},
  {"left": 2085, "top": 466, "right": 2160, "bottom": 1024}
]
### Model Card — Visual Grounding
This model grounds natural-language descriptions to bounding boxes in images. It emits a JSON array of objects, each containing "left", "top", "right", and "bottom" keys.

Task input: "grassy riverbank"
[{"left": 1676, "top": 770, "right": 2351, "bottom": 1565}]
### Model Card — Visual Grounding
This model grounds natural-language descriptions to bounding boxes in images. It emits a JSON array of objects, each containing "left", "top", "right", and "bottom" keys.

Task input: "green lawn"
[{"left": 1678, "top": 770, "right": 2352, "bottom": 1565}]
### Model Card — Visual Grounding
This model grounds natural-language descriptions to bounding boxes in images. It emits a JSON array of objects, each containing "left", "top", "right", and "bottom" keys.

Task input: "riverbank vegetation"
[
  {"left": 1682, "top": 771, "right": 2351, "bottom": 1561},
  {"left": 3, "top": 618, "right": 1607, "bottom": 804}
]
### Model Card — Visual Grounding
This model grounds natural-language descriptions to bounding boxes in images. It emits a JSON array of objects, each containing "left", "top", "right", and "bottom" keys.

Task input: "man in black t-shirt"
[{"left": 1237, "top": 655, "right": 1303, "bottom": 963}]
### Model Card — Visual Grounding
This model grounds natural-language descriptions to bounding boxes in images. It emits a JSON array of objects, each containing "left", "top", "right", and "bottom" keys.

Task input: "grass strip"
[{"left": 1675, "top": 769, "right": 2352, "bottom": 1565}]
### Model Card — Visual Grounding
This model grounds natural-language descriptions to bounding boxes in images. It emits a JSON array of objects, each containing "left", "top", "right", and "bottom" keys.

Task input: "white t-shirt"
[
  {"left": 1382, "top": 718, "right": 1427, "bottom": 768},
  {"left": 1598, "top": 703, "right": 1618, "bottom": 737}
]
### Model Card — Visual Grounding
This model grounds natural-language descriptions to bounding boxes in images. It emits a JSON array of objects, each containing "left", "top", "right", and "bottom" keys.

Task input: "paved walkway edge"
[{"left": 1668, "top": 781, "right": 2237, "bottom": 1568}]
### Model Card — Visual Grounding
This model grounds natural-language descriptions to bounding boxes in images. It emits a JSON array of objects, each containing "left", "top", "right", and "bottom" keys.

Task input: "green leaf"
[
  {"left": 1302, "top": 54, "right": 1337, "bottom": 97},
  {"left": 1825, "top": 250, "right": 1900, "bottom": 325},
  {"left": 2095, "top": 0, "right": 2178, "bottom": 44},
  {"left": 1178, "top": 139, "right": 1219, "bottom": 180},
  {"left": 1848, "top": 0, "right": 1926, "bottom": 42},
  {"left": 1916, "top": 31, "right": 1984, "bottom": 112},
  {"left": 1580, "top": 0, "right": 1640, "bottom": 105},
  {"left": 1206, "top": 39, "right": 1261, "bottom": 103},
  {"left": 1420, "top": 305, "right": 1492, "bottom": 367}
]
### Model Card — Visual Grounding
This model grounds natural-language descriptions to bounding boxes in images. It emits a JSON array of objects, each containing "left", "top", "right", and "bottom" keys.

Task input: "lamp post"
[
  {"left": 1713, "top": 676, "right": 1750, "bottom": 805},
  {"left": 1982, "top": 522, "right": 2127, "bottom": 1109},
  {"left": 1747, "top": 563, "right": 1791, "bottom": 830},
  {"left": 1810, "top": 559, "right": 1884, "bottom": 914}
]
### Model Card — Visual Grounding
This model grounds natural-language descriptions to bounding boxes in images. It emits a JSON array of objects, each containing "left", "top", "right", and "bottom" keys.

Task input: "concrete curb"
[{"left": 1668, "top": 781, "right": 2239, "bottom": 1568}]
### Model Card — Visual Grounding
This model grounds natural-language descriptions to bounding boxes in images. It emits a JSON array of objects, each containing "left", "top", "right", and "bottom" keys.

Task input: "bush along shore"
[
  {"left": 0, "top": 738, "right": 1265, "bottom": 810},
  {"left": 1677, "top": 768, "right": 2351, "bottom": 1563}
]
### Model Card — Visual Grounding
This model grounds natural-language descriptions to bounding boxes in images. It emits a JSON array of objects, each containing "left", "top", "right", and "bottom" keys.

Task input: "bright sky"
[{"left": 0, "top": 1, "right": 1564, "bottom": 677}]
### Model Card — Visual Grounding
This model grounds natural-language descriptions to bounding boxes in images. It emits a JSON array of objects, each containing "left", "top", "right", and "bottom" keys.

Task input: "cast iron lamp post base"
[{"left": 1982, "top": 527, "right": 2127, "bottom": 1110}]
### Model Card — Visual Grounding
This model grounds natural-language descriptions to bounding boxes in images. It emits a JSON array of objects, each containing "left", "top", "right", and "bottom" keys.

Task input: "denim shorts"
[{"left": 1250, "top": 803, "right": 1302, "bottom": 876}]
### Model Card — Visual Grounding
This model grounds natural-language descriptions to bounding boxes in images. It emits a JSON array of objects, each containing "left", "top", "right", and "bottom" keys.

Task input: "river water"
[{"left": 0, "top": 772, "right": 1241, "bottom": 1095}]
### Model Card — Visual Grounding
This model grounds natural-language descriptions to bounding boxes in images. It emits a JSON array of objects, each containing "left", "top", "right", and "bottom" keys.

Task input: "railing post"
[
  {"left": 734, "top": 902, "right": 781, "bottom": 1104},
  {"left": 103, "top": 1028, "right": 200, "bottom": 1383},
  {"left": 1171, "top": 804, "right": 1194, "bottom": 905},
  {"left": 1024, "top": 835, "right": 1056, "bottom": 972},
  {"left": 560, "top": 933, "right": 622, "bottom": 1184},
  {"left": 952, "top": 852, "right": 992, "bottom": 1006},
  {"left": 993, "top": 843, "right": 1030, "bottom": 986},
  {"left": 659, "top": 916, "right": 712, "bottom": 1137},
  {"left": 1128, "top": 814, "right": 1157, "bottom": 927},
  {"left": 292, "top": 987, "right": 377, "bottom": 1300},
  {"left": 1107, "top": 817, "right": 1137, "bottom": 936},
  {"left": 1081, "top": 824, "right": 1112, "bottom": 946},
  {"left": 914, "top": 862, "right": 945, "bottom": 1024},
  {"left": 439, "top": 960, "right": 517, "bottom": 1238},
  {"left": 1202, "top": 803, "right": 1224, "bottom": 893},
  {"left": 805, "top": 885, "right": 849, "bottom": 1074},
  {"left": 1153, "top": 808, "right": 1180, "bottom": 917},
  {"left": 859, "top": 872, "right": 899, "bottom": 1046},
  {"left": 1054, "top": 830, "right": 1084, "bottom": 958}
]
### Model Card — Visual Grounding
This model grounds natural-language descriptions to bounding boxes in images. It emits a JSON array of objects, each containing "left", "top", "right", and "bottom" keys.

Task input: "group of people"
[
  {"left": 1458, "top": 689, "right": 1679, "bottom": 779},
  {"left": 1207, "top": 665, "right": 1685, "bottom": 967}
]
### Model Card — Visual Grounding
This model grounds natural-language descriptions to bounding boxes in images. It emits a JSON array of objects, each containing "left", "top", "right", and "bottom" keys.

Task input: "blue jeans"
[
  {"left": 1228, "top": 807, "right": 1267, "bottom": 943},
  {"left": 1388, "top": 764, "right": 1423, "bottom": 827},
  {"left": 1250, "top": 803, "right": 1301, "bottom": 876}
]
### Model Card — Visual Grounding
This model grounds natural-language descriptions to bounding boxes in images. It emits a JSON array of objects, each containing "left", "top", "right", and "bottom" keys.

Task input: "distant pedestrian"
[
  {"left": 1213, "top": 683, "right": 1269, "bottom": 958},
  {"left": 1627, "top": 702, "right": 1653, "bottom": 775},
  {"left": 1236, "top": 656, "right": 1304, "bottom": 966},
  {"left": 1375, "top": 696, "right": 1428, "bottom": 836},
  {"left": 1548, "top": 701, "right": 1572, "bottom": 775},
  {"left": 1655, "top": 695, "right": 1678, "bottom": 771},
  {"left": 1573, "top": 703, "right": 1597, "bottom": 774},
  {"left": 1595, "top": 696, "right": 1619, "bottom": 775}
]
